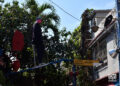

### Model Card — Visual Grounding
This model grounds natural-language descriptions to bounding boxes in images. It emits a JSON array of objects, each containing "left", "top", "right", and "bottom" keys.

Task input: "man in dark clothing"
[{"left": 32, "top": 18, "right": 45, "bottom": 64}]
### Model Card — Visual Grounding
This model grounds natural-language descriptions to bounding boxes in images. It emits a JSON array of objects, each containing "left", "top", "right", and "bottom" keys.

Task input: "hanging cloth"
[
  {"left": 12, "top": 58, "right": 20, "bottom": 72},
  {"left": 12, "top": 30, "right": 24, "bottom": 51}
]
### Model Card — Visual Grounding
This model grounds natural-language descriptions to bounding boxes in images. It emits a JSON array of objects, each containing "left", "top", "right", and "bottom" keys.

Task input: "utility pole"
[
  {"left": 72, "top": 65, "right": 76, "bottom": 86},
  {"left": 115, "top": 0, "right": 120, "bottom": 85},
  {"left": 32, "top": 45, "right": 36, "bottom": 66}
]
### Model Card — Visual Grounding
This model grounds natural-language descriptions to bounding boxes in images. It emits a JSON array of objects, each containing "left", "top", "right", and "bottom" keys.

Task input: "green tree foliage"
[
  {"left": 0, "top": 0, "right": 73, "bottom": 86},
  {"left": 0, "top": 0, "right": 61, "bottom": 67},
  {"left": 0, "top": 71, "right": 5, "bottom": 86},
  {"left": 68, "top": 9, "right": 96, "bottom": 86},
  {"left": 0, "top": 0, "right": 97, "bottom": 85},
  {"left": 69, "top": 25, "right": 81, "bottom": 59},
  {"left": 23, "top": 0, "right": 61, "bottom": 63},
  {"left": 69, "top": 24, "right": 96, "bottom": 86},
  {"left": 80, "top": 9, "right": 95, "bottom": 59}
]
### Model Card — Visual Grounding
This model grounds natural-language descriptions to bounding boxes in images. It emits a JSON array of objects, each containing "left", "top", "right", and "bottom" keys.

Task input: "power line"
[{"left": 48, "top": 0, "right": 80, "bottom": 22}]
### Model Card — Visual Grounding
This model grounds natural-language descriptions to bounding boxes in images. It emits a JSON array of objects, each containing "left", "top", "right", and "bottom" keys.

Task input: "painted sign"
[
  {"left": 74, "top": 59, "right": 99, "bottom": 66},
  {"left": 108, "top": 73, "right": 117, "bottom": 82}
]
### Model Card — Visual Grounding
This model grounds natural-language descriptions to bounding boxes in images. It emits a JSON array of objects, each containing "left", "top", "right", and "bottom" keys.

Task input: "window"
[
  {"left": 93, "top": 39, "right": 107, "bottom": 70},
  {"left": 94, "top": 39, "right": 107, "bottom": 60},
  {"left": 99, "top": 40, "right": 107, "bottom": 60}
]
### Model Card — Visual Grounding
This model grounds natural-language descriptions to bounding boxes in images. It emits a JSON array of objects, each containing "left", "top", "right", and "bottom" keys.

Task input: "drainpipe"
[{"left": 115, "top": 0, "right": 120, "bottom": 85}]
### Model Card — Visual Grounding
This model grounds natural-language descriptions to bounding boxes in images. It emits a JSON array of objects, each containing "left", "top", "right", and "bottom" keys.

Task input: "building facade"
[{"left": 88, "top": 9, "right": 119, "bottom": 85}]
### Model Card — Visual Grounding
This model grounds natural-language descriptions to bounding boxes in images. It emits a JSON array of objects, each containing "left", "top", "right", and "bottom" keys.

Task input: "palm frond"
[
  {"left": 26, "top": 0, "right": 38, "bottom": 8},
  {"left": 42, "top": 21, "right": 59, "bottom": 40},
  {"left": 40, "top": 12, "right": 60, "bottom": 25},
  {"left": 26, "top": 0, "right": 39, "bottom": 15},
  {"left": 38, "top": 3, "right": 55, "bottom": 14}
]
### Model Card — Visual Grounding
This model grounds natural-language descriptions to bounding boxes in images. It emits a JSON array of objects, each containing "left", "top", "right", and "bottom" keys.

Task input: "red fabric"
[
  {"left": 76, "top": 71, "right": 79, "bottom": 76},
  {"left": 0, "top": 58, "right": 4, "bottom": 66},
  {"left": 69, "top": 72, "right": 73, "bottom": 76},
  {"left": 12, "top": 30, "right": 24, "bottom": 51},
  {"left": 12, "top": 60, "right": 20, "bottom": 72},
  {"left": 69, "top": 71, "right": 79, "bottom": 76}
]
